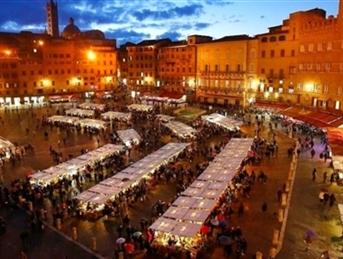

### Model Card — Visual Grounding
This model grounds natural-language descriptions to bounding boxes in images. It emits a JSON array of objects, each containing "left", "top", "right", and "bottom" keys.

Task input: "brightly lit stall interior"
[
  {"left": 116, "top": 129, "right": 142, "bottom": 147},
  {"left": 202, "top": 113, "right": 243, "bottom": 131},
  {"left": 75, "top": 119, "right": 108, "bottom": 129},
  {"left": 47, "top": 115, "right": 80, "bottom": 125},
  {"left": 78, "top": 103, "right": 106, "bottom": 111},
  {"left": 338, "top": 204, "right": 343, "bottom": 226},
  {"left": 156, "top": 114, "right": 175, "bottom": 123},
  {"left": 101, "top": 111, "right": 131, "bottom": 122},
  {"left": 73, "top": 142, "right": 189, "bottom": 216},
  {"left": 332, "top": 155, "right": 343, "bottom": 185},
  {"left": 127, "top": 104, "right": 153, "bottom": 112},
  {"left": 0, "top": 136, "right": 15, "bottom": 158},
  {"left": 162, "top": 121, "right": 197, "bottom": 139},
  {"left": 149, "top": 138, "right": 254, "bottom": 250},
  {"left": 65, "top": 108, "right": 95, "bottom": 118},
  {"left": 30, "top": 144, "right": 123, "bottom": 187}
]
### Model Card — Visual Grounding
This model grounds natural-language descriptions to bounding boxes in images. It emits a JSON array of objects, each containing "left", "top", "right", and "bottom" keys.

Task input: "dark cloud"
[
  {"left": 194, "top": 22, "right": 211, "bottom": 30},
  {"left": 156, "top": 31, "right": 183, "bottom": 41},
  {"left": 260, "top": 15, "right": 265, "bottom": 19},
  {"left": 131, "top": 3, "right": 203, "bottom": 21},
  {"left": 105, "top": 28, "right": 151, "bottom": 45}
]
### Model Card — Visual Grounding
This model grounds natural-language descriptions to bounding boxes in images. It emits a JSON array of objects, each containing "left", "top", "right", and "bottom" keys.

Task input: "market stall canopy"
[
  {"left": 76, "top": 119, "right": 107, "bottom": 129},
  {"left": 101, "top": 111, "right": 131, "bottom": 121},
  {"left": 156, "top": 114, "right": 175, "bottom": 122},
  {"left": 163, "top": 121, "right": 197, "bottom": 137},
  {"left": 65, "top": 108, "right": 95, "bottom": 118},
  {"left": 332, "top": 155, "right": 343, "bottom": 171},
  {"left": 189, "top": 180, "right": 210, "bottom": 189},
  {"left": 163, "top": 206, "right": 189, "bottom": 220},
  {"left": 87, "top": 193, "right": 110, "bottom": 204},
  {"left": 150, "top": 217, "right": 177, "bottom": 232},
  {"left": 78, "top": 103, "right": 106, "bottom": 111},
  {"left": 182, "top": 209, "right": 210, "bottom": 223},
  {"left": 202, "top": 113, "right": 242, "bottom": 131},
  {"left": 127, "top": 104, "right": 153, "bottom": 112},
  {"left": 73, "top": 190, "right": 97, "bottom": 202},
  {"left": 172, "top": 196, "right": 197, "bottom": 208},
  {"left": 47, "top": 115, "right": 80, "bottom": 124},
  {"left": 0, "top": 136, "right": 14, "bottom": 149},
  {"left": 88, "top": 184, "right": 122, "bottom": 196},
  {"left": 170, "top": 222, "right": 201, "bottom": 238},
  {"left": 117, "top": 129, "right": 142, "bottom": 146},
  {"left": 192, "top": 199, "right": 217, "bottom": 210}
]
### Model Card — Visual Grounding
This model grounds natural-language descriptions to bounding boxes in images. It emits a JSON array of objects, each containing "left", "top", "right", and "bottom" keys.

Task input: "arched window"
[
  {"left": 270, "top": 36, "right": 277, "bottom": 42},
  {"left": 261, "top": 37, "right": 268, "bottom": 43},
  {"left": 279, "top": 35, "right": 286, "bottom": 41}
]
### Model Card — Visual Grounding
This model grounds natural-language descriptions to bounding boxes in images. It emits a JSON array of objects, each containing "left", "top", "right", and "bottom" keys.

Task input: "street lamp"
[{"left": 87, "top": 50, "right": 96, "bottom": 60}]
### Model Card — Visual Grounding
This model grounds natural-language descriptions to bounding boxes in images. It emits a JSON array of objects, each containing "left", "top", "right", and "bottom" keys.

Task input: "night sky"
[{"left": 0, "top": 0, "right": 339, "bottom": 45}]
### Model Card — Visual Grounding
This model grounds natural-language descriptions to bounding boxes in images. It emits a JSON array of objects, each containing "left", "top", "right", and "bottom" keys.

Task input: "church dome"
[{"left": 61, "top": 17, "right": 81, "bottom": 38}]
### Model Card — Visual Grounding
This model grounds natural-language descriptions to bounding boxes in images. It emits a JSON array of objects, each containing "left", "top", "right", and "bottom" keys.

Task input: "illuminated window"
[
  {"left": 313, "top": 84, "right": 321, "bottom": 93},
  {"left": 316, "top": 64, "right": 321, "bottom": 72},
  {"left": 325, "top": 63, "right": 331, "bottom": 72},
  {"left": 268, "top": 86, "right": 274, "bottom": 92},
  {"left": 338, "top": 87, "right": 342, "bottom": 96},
  {"left": 327, "top": 41, "right": 332, "bottom": 50},
  {"left": 317, "top": 42, "right": 322, "bottom": 51},
  {"left": 308, "top": 44, "right": 314, "bottom": 52},
  {"left": 323, "top": 85, "right": 329, "bottom": 94},
  {"left": 297, "top": 83, "right": 303, "bottom": 91},
  {"left": 299, "top": 64, "right": 304, "bottom": 71},
  {"left": 278, "top": 87, "right": 283, "bottom": 93},
  {"left": 335, "top": 101, "right": 341, "bottom": 110},
  {"left": 300, "top": 45, "right": 305, "bottom": 52},
  {"left": 307, "top": 63, "right": 312, "bottom": 71}
]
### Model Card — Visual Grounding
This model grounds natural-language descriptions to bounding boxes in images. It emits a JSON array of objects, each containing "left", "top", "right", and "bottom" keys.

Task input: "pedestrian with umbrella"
[{"left": 304, "top": 230, "right": 316, "bottom": 251}]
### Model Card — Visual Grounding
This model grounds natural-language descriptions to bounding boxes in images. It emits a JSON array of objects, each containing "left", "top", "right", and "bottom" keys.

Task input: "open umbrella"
[
  {"left": 200, "top": 225, "right": 210, "bottom": 234},
  {"left": 116, "top": 237, "right": 126, "bottom": 244},
  {"left": 124, "top": 243, "right": 135, "bottom": 253},
  {"left": 219, "top": 220, "right": 228, "bottom": 227},
  {"left": 305, "top": 230, "right": 316, "bottom": 238},
  {"left": 210, "top": 219, "right": 219, "bottom": 226},
  {"left": 133, "top": 231, "right": 142, "bottom": 237},
  {"left": 219, "top": 235, "right": 231, "bottom": 245}
]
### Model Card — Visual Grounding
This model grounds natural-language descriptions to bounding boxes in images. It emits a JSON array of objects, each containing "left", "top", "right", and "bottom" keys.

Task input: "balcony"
[{"left": 200, "top": 70, "right": 245, "bottom": 77}]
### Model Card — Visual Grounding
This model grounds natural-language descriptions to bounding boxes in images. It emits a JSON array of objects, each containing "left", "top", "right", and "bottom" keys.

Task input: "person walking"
[
  {"left": 323, "top": 171, "right": 327, "bottom": 183},
  {"left": 310, "top": 148, "right": 315, "bottom": 158},
  {"left": 312, "top": 170, "right": 317, "bottom": 182},
  {"left": 277, "top": 188, "right": 282, "bottom": 203}
]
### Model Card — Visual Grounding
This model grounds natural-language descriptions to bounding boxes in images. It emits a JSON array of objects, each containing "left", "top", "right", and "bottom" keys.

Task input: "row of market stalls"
[
  {"left": 140, "top": 93, "right": 187, "bottom": 108},
  {"left": 47, "top": 116, "right": 108, "bottom": 130},
  {"left": 127, "top": 104, "right": 153, "bottom": 112},
  {"left": 72, "top": 142, "right": 189, "bottom": 217},
  {"left": 101, "top": 112, "right": 131, "bottom": 122},
  {"left": 149, "top": 138, "right": 254, "bottom": 250},
  {"left": 29, "top": 144, "right": 124, "bottom": 186},
  {"left": 77, "top": 103, "right": 106, "bottom": 112},
  {"left": 202, "top": 113, "right": 243, "bottom": 132},
  {"left": 65, "top": 108, "right": 95, "bottom": 118}
]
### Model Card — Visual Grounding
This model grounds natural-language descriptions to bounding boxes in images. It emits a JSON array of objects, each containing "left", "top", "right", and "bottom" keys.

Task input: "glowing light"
[
  {"left": 4, "top": 50, "right": 11, "bottom": 55},
  {"left": 87, "top": 50, "right": 96, "bottom": 60}
]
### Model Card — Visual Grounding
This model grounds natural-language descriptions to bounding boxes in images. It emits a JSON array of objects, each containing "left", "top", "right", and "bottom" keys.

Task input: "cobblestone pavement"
[{"left": 0, "top": 105, "right": 342, "bottom": 259}]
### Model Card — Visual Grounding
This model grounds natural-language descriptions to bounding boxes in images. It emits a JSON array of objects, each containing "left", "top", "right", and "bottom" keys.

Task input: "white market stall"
[
  {"left": 75, "top": 119, "right": 108, "bottom": 129},
  {"left": 47, "top": 115, "right": 80, "bottom": 124},
  {"left": 0, "top": 136, "right": 15, "bottom": 158},
  {"left": 162, "top": 121, "right": 197, "bottom": 139},
  {"left": 101, "top": 111, "right": 131, "bottom": 122},
  {"left": 202, "top": 113, "right": 243, "bottom": 131},
  {"left": 156, "top": 114, "right": 175, "bottom": 122},
  {"left": 78, "top": 103, "right": 106, "bottom": 111},
  {"left": 127, "top": 104, "right": 153, "bottom": 112},
  {"left": 65, "top": 108, "right": 95, "bottom": 118},
  {"left": 30, "top": 144, "right": 123, "bottom": 186},
  {"left": 116, "top": 129, "right": 142, "bottom": 146}
]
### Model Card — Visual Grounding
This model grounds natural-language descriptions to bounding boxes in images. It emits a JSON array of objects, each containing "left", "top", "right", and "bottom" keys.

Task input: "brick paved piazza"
[{"left": 0, "top": 104, "right": 342, "bottom": 259}]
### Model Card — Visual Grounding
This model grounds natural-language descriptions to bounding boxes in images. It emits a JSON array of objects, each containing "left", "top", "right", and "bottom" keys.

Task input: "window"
[
  {"left": 261, "top": 51, "right": 266, "bottom": 58},
  {"left": 317, "top": 42, "right": 322, "bottom": 51},
  {"left": 308, "top": 44, "right": 314, "bottom": 52},
  {"left": 225, "top": 64, "right": 230, "bottom": 72},
  {"left": 297, "top": 83, "right": 303, "bottom": 91},
  {"left": 327, "top": 41, "right": 332, "bottom": 50},
  {"left": 270, "top": 36, "right": 276, "bottom": 42},
  {"left": 279, "top": 35, "right": 286, "bottom": 41},
  {"left": 280, "top": 49, "right": 285, "bottom": 57},
  {"left": 313, "top": 84, "right": 320, "bottom": 93},
  {"left": 261, "top": 37, "right": 268, "bottom": 42},
  {"left": 316, "top": 64, "right": 321, "bottom": 72},
  {"left": 250, "top": 49, "right": 256, "bottom": 59},
  {"left": 225, "top": 50, "right": 230, "bottom": 59},
  {"left": 307, "top": 63, "right": 312, "bottom": 71},
  {"left": 323, "top": 85, "right": 329, "bottom": 94},
  {"left": 214, "top": 64, "right": 219, "bottom": 72},
  {"left": 291, "top": 50, "right": 295, "bottom": 56},
  {"left": 289, "top": 66, "right": 296, "bottom": 74},
  {"left": 335, "top": 101, "right": 341, "bottom": 110},
  {"left": 261, "top": 68, "right": 265, "bottom": 74},
  {"left": 270, "top": 50, "right": 275, "bottom": 57},
  {"left": 237, "top": 64, "right": 242, "bottom": 72},
  {"left": 338, "top": 87, "right": 342, "bottom": 96},
  {"left": 268, "top": 86, "right": 274, "bottom": 92},
  {"left": 300, "top": 45, "right": 305, "bottom": 52},
  {"left": 278, "top": 87, "right": 283, "bottom": 93},
  {"left": 236, "top": 50, "right": 242, "bottom": 59},
  {"left": 204, "top": 64, "right": 209, "bottom": 72},
  {"left": 299, "top": 64, "right": 304, "bottom": 72},
  {"left": 250, "top": 63, "right": 255, "bottom": 72},
  {"left": 325, "top": 63, "right": 331, "bottom": 72}
]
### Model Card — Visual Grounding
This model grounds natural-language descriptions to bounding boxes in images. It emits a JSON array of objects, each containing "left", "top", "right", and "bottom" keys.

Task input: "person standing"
[
  {"left": 310, "top": 149, "right": 315, "bottom": 158},
  {"left": 262, "top": 202, "right": 267, "bottom": 212},
  {"left": 312, "top": 170, "right": 317, "bottom": 182},
  {"left": 323, "top": 171, "right": 327, "bottom": 183},
  {"left": 277, "top": 188, "right": 282, "bottom": 203},
  {"left": 329, "top": 194, "right": 336, "bottom": 208}
]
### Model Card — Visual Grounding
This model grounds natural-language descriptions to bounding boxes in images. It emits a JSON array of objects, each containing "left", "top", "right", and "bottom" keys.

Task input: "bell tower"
[{"left": 46, "top": 0, "right": 59, "bottom": 37}]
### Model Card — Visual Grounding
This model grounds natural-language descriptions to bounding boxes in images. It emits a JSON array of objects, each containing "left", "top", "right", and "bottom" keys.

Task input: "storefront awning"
[
  {"left": 279, "top": 107, "right": 303, "bottom": 117},
  {"left": 308, "top": 111, "right": 340, "bottom": 124},
  {"left": 329, "top": 118, "right": 343, "bottom": 128}
]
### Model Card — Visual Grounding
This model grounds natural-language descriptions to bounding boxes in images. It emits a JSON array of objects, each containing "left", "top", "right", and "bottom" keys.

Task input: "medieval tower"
[{"left": 46, "top": 0, "right": 59, "bottom": 37}]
